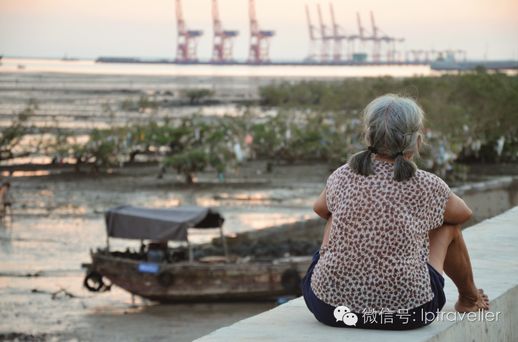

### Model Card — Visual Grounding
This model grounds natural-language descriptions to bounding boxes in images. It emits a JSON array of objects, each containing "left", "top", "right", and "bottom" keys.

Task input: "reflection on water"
[
  {"left": 0, "top": 58, "right": 434, "bottom": 78},
  {"left": 0, "top": 58, "right": 333, "bottom": 338},
  {"left": 0, "top": 273, "right": 276, "bottom": 340},
  {"left": 147, "top": 197, "right": 182, "bottom": 208},
  {"left": 0, "top": 173, "right": 319, "bottom": 273},
  {"left": 0, "top": 174, "right": 318, "bottom": 339},
  {"left": 1, "top": 170, "right": 51, "bottom": 177},
  {"left": 233, "top": 212, "right": 313, "bottom": 231}
]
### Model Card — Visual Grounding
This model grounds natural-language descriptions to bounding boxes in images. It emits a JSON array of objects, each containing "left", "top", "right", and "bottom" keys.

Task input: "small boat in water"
[{"left": 82, "top": 205, "right": 312, "bottom": 302}]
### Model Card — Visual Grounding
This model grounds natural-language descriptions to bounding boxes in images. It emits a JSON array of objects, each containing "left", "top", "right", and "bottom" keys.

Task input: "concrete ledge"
[
  {"left": 221, "top": 176, "right": 518, "bottom": 249},
  {"left": 196, "top": 207, "right": 518, "bottom": 342}
]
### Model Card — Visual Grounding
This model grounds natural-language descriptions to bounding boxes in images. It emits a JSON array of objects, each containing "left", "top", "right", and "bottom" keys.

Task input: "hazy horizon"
[{"left": 1, "top": 0, "right": 517, "bottom": 61}]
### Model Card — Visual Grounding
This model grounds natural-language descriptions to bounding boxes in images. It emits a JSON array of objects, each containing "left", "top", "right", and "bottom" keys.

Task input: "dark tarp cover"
[{"left": 105, "top": 205, "right": 222, "bottom": 241}]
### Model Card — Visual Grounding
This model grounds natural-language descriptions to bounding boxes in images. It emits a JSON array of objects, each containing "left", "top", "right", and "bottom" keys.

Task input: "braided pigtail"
[
  {"left": 348, "top": 145, "right": 377, "bottom": 177},
  {"left": 393, "top": 151, "right": 417, "bottom": 181}
]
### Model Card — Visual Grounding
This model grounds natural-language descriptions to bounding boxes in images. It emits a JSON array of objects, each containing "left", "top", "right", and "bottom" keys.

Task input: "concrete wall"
[
  {"left": 455, "top": 176, "right": 518, "bottom": 225},
  {"left": 223, "top": 176, "right": 518, "bottom": 247},
  {"left": 196, "top": 206, "right": 518, "bottom": 342}
]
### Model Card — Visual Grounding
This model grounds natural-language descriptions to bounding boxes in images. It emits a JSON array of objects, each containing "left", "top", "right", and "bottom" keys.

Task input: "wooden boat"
[{"left": 82, "top": 205, "right": 312, "bottom": 302}]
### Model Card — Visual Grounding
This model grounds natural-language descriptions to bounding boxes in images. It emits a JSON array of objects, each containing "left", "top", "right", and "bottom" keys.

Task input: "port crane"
[
  {"left": 212, "top": 0, "right": 239, "bottom": 63},
  {"left": 175, "top": 0, "right": 203, "bottom": 62},
  {"left": 248, "top": 0, "right": 275, "bottom": 63}
]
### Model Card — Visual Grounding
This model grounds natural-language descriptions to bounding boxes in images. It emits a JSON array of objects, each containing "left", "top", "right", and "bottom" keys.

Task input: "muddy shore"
[
  {"left": 0, "top": 160, "right": 331, "bottom": 342},
  {"left": 2, "top": 160, "right": 518, "bottom": 341},
  {"left": 2, "top": 70, "right": 518, "bottom": 341},
  {"left": 0, "top": 70, "right": 332, "bottom": 341}
]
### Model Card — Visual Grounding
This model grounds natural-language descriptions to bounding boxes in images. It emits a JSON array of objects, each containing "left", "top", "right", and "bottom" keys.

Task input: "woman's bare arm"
[
  {"left": 321, "top": 216, "right": 332, "bottom": 249},
  {"left": 313, "top": 189, "right": 332, "bottom": 249},
  {"left": 444, "top": 192, "right": 473, "bottom": 225},
  {"left": 313, "top": 189, "right": 331, "bottom": 219}
]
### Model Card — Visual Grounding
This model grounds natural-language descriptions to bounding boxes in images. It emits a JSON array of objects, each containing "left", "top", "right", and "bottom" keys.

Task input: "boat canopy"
[{"left": 105, "top": 205, "right": 224, "bottom": 241}]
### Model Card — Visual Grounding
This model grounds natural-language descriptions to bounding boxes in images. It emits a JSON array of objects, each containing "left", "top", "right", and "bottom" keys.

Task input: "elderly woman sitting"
[{"left": 301, "top": 94, "right": 489, "bottom": 330}]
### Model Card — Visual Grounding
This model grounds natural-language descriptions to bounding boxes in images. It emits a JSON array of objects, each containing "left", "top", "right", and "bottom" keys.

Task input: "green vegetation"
[
  {"left": 180, "top": 89, "right": 215, "bottom": 105},
  {"left": 260, "top": 71, "right": 518, "bottom": 170},
  {"left": 0, "top": 103, "right": 35, "bottom": 161},
  {"left": 120, "top": 95, "right": 159, "bottom": 112},
  {"left": 164, "top": 148, "right": 208, "bottom": 184},
  {"left": 3, "top": 71, "right": 517, "bottom": 183},
  {"left": 45, "top": 127, "right": 127, "bottom": 173},
  {"left": 161, "top": 116, "right": 239, "bottom": 183}
]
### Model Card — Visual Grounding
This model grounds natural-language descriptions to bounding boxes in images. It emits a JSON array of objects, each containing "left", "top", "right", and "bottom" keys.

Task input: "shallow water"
[
  {"left": 0, "top": 58, "right": 434, "bottom": 78},
  {"left": 3, "top": 58, "right": 514, "bottom": 340},
  {"left": 0, "top": 64, "right": 327, "bottom": 336},
  {"left": 0, "top": 164, "right": 325, "bottom": 340},
  {"left": 1, "top": 274, "right": 275, "bottom": 341}
]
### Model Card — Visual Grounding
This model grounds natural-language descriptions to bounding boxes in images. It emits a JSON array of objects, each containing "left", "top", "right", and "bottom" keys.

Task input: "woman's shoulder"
[
  {"left": 326, "top": 162, "right": 352, "bottom": 186},
  {"left": 414, "top": 169, "right": 451, "bottom": 193},
  {"left": 331, "top": 162, "right": 353, "bottom": 177},
  {"left": 415, "top": 168, "right": 445, "bottom": 182}
]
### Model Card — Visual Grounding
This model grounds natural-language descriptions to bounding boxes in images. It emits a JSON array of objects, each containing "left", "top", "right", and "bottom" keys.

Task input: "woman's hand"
[{"left": 313, "top": 189, "right": 331, "bottom": 219}]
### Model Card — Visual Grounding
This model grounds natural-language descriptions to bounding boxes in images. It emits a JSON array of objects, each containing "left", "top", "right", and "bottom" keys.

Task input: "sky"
[{"left": 1, "top": 0, "right": 517, "bottom": 61}]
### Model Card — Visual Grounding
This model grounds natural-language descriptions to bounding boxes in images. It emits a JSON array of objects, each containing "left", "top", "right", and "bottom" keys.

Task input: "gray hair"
[{"left": 348, "top": 94, "right": 425, "bottom": 182}]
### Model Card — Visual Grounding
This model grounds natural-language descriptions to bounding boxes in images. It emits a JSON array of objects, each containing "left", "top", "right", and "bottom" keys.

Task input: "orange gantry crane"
[
  {"left": 175, "top": 0, "right": 203, "bottom": 63},
  {"left": 248, "top": 0, "right": 275, "bottom": 64},
  {"left": 212, "top": 0, "right": 239, "bottom": 63}
]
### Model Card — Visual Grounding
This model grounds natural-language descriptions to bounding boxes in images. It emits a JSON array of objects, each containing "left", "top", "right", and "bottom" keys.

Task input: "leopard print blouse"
[{"left": 310, "top": 157, "right": 452, "bottom": 312}]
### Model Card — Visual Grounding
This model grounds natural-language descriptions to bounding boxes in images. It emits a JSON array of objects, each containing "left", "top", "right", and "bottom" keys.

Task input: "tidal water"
[
  {"left": 0, "top": 160, "right": 325, "bottom": 340},
  {"left": 0, "top": 57, "right": 434, "bottom": 78},
  {"left": 0, "top": 57, "right": 457, "bottom": 340}
]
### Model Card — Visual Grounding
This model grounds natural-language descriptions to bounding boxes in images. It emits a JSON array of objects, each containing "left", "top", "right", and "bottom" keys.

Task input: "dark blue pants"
[{"left": 301, "top": 250, "right": 446, "bottom": 330}]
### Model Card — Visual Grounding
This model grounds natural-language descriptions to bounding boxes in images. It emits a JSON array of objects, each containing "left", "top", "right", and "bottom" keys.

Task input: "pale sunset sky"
[{"left": 1, "top": 0, "right": 517, "bottom": 61}]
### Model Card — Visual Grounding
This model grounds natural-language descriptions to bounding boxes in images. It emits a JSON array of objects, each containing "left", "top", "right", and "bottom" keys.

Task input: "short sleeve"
[
  {"left": 325, "top": 171, "right": 337, "bottom": 214},
  {"left": 428, "top": 175, "right": 452, "bottom": 230}
]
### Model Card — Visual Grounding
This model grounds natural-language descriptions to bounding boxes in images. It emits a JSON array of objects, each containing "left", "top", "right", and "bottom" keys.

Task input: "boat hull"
[{"left": 86, "top": 251, "right": 313, "bottom": 302}]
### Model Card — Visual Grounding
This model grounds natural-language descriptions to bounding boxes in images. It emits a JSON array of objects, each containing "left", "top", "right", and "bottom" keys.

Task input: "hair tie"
[
  {"left": 393, "top": 151, "right": 404, "bottom": 158},
  {"left": 367, "top": 146, "right": 377, "bottom": 154}
]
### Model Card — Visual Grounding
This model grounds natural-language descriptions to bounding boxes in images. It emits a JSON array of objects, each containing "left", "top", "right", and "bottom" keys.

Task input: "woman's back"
[
  {"left": 310, "top": 156, "right": 451, "bottom": 313},
  {"left": 302, "top": 94, "right": 487, "bottom": 329}
]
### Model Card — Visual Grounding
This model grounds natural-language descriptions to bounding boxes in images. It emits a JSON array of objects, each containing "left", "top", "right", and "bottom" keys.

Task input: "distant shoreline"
[{"left": 0, "top": 57, "right": 435, "bottom": 78}]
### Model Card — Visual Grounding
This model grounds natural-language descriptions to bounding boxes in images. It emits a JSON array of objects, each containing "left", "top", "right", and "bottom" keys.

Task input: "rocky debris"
[{"left": 30, "top": 288, "right": 82, "bottom": 300}]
